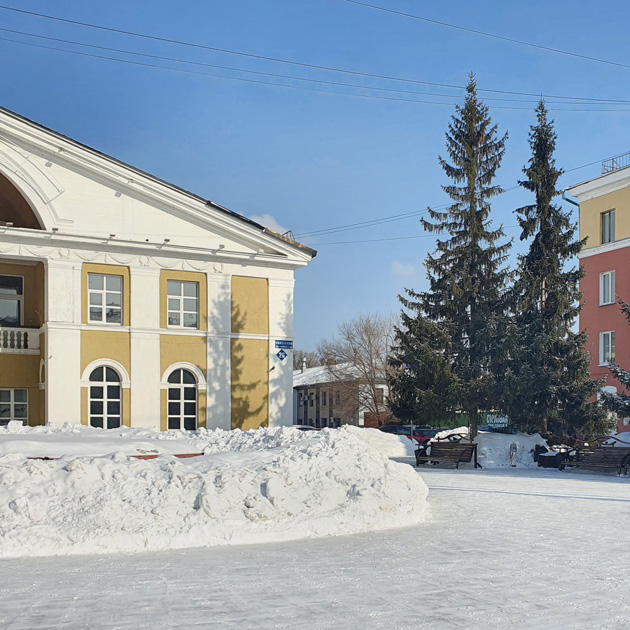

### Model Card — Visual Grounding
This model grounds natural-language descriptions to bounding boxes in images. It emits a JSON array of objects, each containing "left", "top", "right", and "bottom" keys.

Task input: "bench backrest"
[{"left": 428, "top": 442, "right": 476, "bottom": 461}]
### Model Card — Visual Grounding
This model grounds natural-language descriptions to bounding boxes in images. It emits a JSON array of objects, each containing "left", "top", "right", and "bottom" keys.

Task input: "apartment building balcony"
[{"left": 0, "top": 327, "right": 40, "bottom": 354}]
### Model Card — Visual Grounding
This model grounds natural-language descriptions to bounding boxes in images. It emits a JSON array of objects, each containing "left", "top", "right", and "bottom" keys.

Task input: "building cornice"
[
  {"left": 579, "top": 237, "right": 630, "bottom": 259},
  {"left": 0, "top": 226, "right": 309, "bottom": 271},
  {"left": 568, "top": 168, "right": 630, "bottom": 201}
]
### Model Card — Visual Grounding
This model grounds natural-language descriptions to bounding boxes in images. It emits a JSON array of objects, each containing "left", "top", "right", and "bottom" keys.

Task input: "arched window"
[
  {"left": 89, "top": 366, "right": 122, "bottom": 429},
  {"left": 167, "top": 369, "right": 197, "bottom": 430}
]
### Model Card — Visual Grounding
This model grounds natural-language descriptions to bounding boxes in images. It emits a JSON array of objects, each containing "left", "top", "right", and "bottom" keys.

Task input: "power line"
[
  {"left": 344, "top": 0, "right": 630, "bottom": 72},
  {"left": 0, "top": 4, "right": 628, "bottom": 104},
  {"left": 3, "top": 26, "right": 630, "bottom": 107},
  {"left": 7, "top": 33, "right": 630, "bottom": 113},
  {"left": 298, "top": 158, "right": 602, "bottom": 243}
]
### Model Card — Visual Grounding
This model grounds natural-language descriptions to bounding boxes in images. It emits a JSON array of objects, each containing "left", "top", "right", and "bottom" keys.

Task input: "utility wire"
[
  {"left": 0, "top": 4, "right": 628, "bottom": 103},
  {"left": 299, "top": 158, "right": 602, "bottom": 242},
  {"left": 344, "top": 0, "right": 630, "bottom": 72},
  {"left": 4, "top": 26, "right": 625, "bottom": 106},
  {"left": 6, "top": 34, "right": 630, "bottom": 113}
]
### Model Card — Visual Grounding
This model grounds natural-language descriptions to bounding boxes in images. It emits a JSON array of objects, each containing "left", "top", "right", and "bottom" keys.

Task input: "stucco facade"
[
  {"left": 569, "top": 164, "right": 630, "bottom": 431},
  {"left": 0, "top": 107, "right": 315, "bottom": 431}
]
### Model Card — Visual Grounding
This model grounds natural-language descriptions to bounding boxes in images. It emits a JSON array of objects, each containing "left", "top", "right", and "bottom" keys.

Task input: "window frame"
[
  {"left": 600, "top": 270, "right": 616, "bottom": 306},
  {"left": 88, "top": 366, "right": 122, "bottom": 429},
  {"left": 167, "top": 368, "right": 198, "bottom": 431},
  {"left": 166, "top": 280, "right": 199, "bottom": 329},
  {"left": 0, "top": 388, "right": 28, "bottom": 425},
  {"left": 599, "top": 330, "right": 616, "bottom": 366},
  {"left": 0, "top": 274, "right": 24, "bottom": 327},
  {"left": 602, "top": 210, "right": 616, "bottom": 244},
  {"left": 87, "top": 273, "right": 123, "bottom": 326}
]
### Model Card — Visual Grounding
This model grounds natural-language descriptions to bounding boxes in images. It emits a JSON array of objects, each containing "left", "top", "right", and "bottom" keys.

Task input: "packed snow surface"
[
  {"left": 0, "top": 424, "right": 428, "bottom": 558},
  {"left": 2, "top": 468, "right": 630, "bottom": 629}
]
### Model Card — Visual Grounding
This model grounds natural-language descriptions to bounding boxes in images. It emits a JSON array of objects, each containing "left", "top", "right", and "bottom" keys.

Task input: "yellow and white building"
[{"left": 0, "top": 107, "right": 315, "bottom": 431}]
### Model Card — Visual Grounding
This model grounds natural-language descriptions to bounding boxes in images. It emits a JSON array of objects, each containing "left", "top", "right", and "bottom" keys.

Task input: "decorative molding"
[
  {"left": 579, "top": 237, "right": 630, "bottom": 259},
  {"left": 160, "top": 361, "right": 207, "bottom": 390},
  {"left": 80, "top": 358, "right": 131, "bottom": 388}
]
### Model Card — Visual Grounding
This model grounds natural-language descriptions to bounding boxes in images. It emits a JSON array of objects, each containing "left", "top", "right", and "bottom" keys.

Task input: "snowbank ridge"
[{"left": 0, "top": 426, "right": 428, "bottom": 558}]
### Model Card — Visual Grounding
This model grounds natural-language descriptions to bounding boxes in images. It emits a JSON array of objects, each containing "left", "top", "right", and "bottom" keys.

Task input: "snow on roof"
[{"left": 293, "top": 363, "right": 356, "bottom": 388}]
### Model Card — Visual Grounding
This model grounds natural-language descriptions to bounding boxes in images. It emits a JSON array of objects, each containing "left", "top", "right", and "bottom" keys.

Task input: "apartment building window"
[
  {"left": 167, "top": 280, "right": 198, "bottom": 328},
  {"left": 0, "top": 275, "right": 23, "bottom": 326},
  {"left": 600, "top": 331, "right": 616, "bottom": 365},
  {"left": 321, "top": 391, "right": 327, "bottom": 406},
  {"left": 376, "top": 388, "right": 384, "bottom": 404},
  {"left": 0, "top": 389, "right": 27, "bottom": 425},
  {"left": 88, "top": 274, "right": 123, "bottom": 324},
  {"left": 602, "top": 210, "right": 615, "bottom": 244},
  {"left": 600, "top": 271, "right": 616, "bottom": 305}
]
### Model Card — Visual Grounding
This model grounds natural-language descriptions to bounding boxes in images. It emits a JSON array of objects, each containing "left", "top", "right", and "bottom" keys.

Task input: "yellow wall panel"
[
  {"left": 159, "top": 270, "right": 208, "bottom": 330},
  {"left": 81, "top": 263, "right": 130, "bottom": 326},
  {"left": 80, "top": 330, "right": 131, "bottom": 376},
  {"left": 231, "top": 276, "right": 269, "bottom": 334},
  {"left": 231, "top": 338, "right": 268, "bottom": 430},
  {"left": 580, "top": 187, "right": 630, "bottom": 249}
]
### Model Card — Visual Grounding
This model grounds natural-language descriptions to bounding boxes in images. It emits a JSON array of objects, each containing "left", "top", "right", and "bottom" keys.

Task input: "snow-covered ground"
[
  {"left": 1, "top": 466, "right": 629, "bottom": 629},
  {"left": 0, "top": 424, "right": 426, "bottom": 557}
]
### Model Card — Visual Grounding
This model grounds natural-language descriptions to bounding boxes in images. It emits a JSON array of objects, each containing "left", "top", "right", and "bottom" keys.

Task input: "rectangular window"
[
  {"left": 0, "top": 388, "right": 28, "bottom": 425},
  {"left": 88, "top": 274, "right": 123, "bottom": 324},
  {"left": 321, "top": 391, "right": 327, "bottom": 407},
  {"left": 600, "top": 271, "right": 616, "bottom": 305},
  {"left": 376, "top": 388, "right": 384, "bottom": 404},
  {"left": 600, "top": 331, "right": 616, "bottom": 365},
  {"left": 167, "top": 280, "right": 199, "bottom": 328},
  {"left": 602, "top": 210, "right": 615, "bottom": 244},
  {"left": 0, "top": 275, "right": 24, "bottom": 327}
]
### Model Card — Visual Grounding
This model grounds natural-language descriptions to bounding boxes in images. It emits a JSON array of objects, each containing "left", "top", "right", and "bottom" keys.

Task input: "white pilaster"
[
  {"left": 268, "top": 277, "right": 295, "bottom": 427},
  {"left": 45, "top": 258, "right": 82, "bottom": 425},
  {"left": 129, "top": 267, "right": 161, "bottom": 428},
  {"left": 207, "top": 273, "right": 232, "bottom": 429}
]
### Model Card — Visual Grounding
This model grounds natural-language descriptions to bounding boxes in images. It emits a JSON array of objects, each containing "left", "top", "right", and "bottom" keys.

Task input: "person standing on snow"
[{"left": 509, "top": 442, "right": 517, "bottom": 467}]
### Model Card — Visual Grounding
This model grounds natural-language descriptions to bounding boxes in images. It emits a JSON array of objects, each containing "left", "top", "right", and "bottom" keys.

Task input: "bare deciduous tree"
[
  {"left": 292, "top": 349, "right": 320, "bottom": 371},
  {"left": 317, "top": 313, "right": 395, "bottom": 423}
]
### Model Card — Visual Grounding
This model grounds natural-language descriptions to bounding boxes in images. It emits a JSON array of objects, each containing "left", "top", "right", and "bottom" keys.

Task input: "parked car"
[
  {"left": 378, "top": 425, "right": 434, "bottom": 444},
  {"left": 292, "top": 424, "right": 319, "bottom": 431}
]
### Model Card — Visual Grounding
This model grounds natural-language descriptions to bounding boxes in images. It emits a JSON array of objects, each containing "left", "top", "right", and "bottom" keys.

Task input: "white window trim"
[
  {"left": 599, "top": 330, "right": 616, "bottom": 366},
  {"left": 166, "top": 369, "right": 198, "bottom": 431},
  {"left": 0, "top": 388, "right": 28, "bottom": 424},
  {"left": 600, "top": 270, "right": 616, "bottom": 306},
  {"left": 80, "top": 359, "right": 131, "bottom": 388},
  {"left": 0, "top": 274, "right": 24, "bottom": 326},
  {"left": 166, "top": 280, "right": 199, "bottom": 330},
  {"left": 160, "top": 362, "right": 206, "bottom": 390},
  {"left": 87, "top": 273, "right": 123, "bottom": 326}
]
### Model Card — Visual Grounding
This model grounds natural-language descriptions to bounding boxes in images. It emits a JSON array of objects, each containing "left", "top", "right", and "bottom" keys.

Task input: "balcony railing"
[
  {"left": 0, "top": 327, "right": 40, "bottom": 353},
  {"left": 602, "top": 152, "right": 630, "bottom": 175}
]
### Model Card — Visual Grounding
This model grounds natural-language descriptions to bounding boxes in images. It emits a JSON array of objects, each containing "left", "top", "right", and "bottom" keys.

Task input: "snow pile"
[
  {"left": 0, "top": 426, "right": 428, "bottom": 558},
  {"left": 345, "top": 426, "right": 417, "bottom": 458},
  {"left": 431, "top": 426, "right": 548, "bottom": 468}
]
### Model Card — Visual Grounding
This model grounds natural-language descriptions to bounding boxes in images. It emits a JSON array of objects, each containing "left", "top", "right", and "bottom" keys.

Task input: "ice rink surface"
[{"left": 2, "top": 465, "right": 629, "bottom": 629}]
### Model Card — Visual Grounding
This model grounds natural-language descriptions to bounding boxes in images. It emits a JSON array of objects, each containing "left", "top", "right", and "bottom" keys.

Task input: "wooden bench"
[
  {"left": 415, "top": 441, "right": 481, "bottom": 469},
  {"left": 559, "top": 446, "right": 630, "bottom": 475}
]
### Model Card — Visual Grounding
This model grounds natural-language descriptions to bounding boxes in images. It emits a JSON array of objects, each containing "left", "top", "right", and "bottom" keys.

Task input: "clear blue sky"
[{"left": 2, "top": 0, "right": 630, "bottom": 349}]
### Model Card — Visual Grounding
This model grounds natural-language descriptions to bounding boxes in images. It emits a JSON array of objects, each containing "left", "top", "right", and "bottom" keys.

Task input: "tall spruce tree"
[
  {"left": 389, "top": 75, "right": 510, "bottom": 434},
  {"left": 504, "top": 100, "right": 607, "bottom": 435}
]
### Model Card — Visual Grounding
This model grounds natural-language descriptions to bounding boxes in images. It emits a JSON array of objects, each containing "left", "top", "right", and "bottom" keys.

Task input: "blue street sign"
[
  {"left": 275, "top": 340, "right": 293, "bottom": 349},
  {"left": 276, "top": 349, "right": 288, "bottom": 361}
]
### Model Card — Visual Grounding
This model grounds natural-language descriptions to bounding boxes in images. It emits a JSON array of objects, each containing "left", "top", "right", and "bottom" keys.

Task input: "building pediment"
[{"left": 0, "top": 107, "right": 315, "bottom": 269}]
